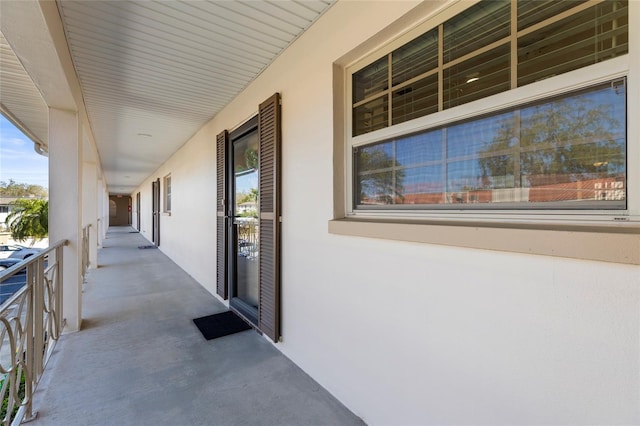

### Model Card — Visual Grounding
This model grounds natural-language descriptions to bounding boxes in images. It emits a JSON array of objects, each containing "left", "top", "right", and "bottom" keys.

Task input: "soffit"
[
  {"left": 57, "top": 0, "right": 335, "bottom": 194},
  {"left": 0, "top": 32, "right": 49, "bottom": 153}
]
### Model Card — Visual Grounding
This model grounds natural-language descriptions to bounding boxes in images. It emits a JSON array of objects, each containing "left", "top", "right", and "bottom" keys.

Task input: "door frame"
[
  {"left": 136, "top": 192, "right": 141, "bottom": 231},
  {"left": 216, "top": 93, "right": 281, "bottom": 342},
  {"left": 226, "top": 116, "right": 259, "bottom": 325}
]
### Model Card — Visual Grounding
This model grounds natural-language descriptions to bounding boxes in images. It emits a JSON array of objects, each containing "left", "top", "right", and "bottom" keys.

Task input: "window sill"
[{"left": 328, "top": 217, "right": 640, "bottom": 265}]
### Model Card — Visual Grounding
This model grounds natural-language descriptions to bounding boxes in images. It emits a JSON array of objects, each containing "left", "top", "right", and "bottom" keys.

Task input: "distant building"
[
  {"left": 0, "top": 197, "right": 19, "bottom": 231},
  {"left": 237, "top": 201, "right": 257, "bottom": 215}
]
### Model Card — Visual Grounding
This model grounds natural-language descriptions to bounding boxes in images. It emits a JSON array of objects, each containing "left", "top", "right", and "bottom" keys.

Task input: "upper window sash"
[{"left": 350, "top": 0, "right": 629, "bottom": 138}]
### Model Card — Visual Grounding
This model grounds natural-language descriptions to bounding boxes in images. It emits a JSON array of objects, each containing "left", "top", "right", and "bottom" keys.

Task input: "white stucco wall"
[{"left": 132, "top": 1, "right": 640, "bottom": 424}]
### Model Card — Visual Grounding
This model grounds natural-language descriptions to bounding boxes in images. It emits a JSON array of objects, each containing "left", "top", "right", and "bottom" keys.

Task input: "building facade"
[{"left": 2, "top": 1, "right": 639, "bottom": 424}]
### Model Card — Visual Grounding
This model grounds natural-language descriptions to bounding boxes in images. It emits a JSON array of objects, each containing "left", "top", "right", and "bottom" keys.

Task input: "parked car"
[
  {"left": 0, "top": 258, "right": 27, "bottom": 304},
  {"left": 0, "top": 244, "right": 42, "bottom": 260},
  {"left": 0, "top": 258, "right": 25, "bottom": 272}
]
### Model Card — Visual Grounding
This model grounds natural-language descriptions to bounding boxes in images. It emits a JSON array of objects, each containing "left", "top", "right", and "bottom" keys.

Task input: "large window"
[{"left": 349, "top": 0, "right": 629, "bottom": 218}]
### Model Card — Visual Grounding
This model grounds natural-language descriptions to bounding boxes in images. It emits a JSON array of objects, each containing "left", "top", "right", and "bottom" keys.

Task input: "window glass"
[
  {"left": 446, "top": 112, "right": 514, "bottom": 159},
  {"left": 518, "top": 83, "right": 626, "bottom": 205},
  {"left": 353, "top": 56, "right": 388, "bottom": 104},
  {"left": 443, "top": 44, "right": 510, "bottom": 109},
  {"left": 443, "top": 0, "right": 510, "bottom": 63},
  {"left": 392, "top": 74, "right": 438, "bottom": 125},
  {"left": 392, "top": 29, "right": 438, "bottom": 86},
  {"left": 354, "top": 81, "right": 626, "bottom": 210},
  {"left": 356, "top": 131, "right": 446, "bottom": 206},
  {"left": 447, "top": 155, "right": 515, "bottom": 202},
  {"left": 517, "top": 0, "right": 588, "bottom": 31},
  {"left": 355, "top": 142, "right": 401, "bottom": 205},
  {"left": 353, "top": 96, "right": 388, "bottom": 137},
  {"left": 396, "top": 131, "right": 442, "bottom": 166},
  {"left": 402, "top": 165, "right": 444, "bottom": 205},
  {"left": 350, "top": 0, "right": 628, "bottom": 138},
  {"left": 518, "top": 1, "right": 628, "bottom": 87}
]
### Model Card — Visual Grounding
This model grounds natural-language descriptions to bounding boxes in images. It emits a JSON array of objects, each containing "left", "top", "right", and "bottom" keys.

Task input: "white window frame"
[
  {"left": 163, "top": 173, "right": 171, "bottom": 214},
  {"left": 344, "top": 0, "right": 639, "bottom": 228}
]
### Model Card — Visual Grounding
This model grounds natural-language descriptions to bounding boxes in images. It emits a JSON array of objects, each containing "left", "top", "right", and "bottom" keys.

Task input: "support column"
[
  {"left": 97, "top": 177, "right": 104, "bottom": 247},
  {"left": 83, "top": 161, "right": 98, "bottom": 268},
  {"left": 102, "top": 183, "right": 109, "bottom": 235},
  {"left": 49, "top": 107, "right": 83, "bottom": 332}
]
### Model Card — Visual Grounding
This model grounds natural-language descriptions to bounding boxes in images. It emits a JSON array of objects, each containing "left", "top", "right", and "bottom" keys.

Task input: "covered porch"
[
  {"left": 32, "top": 226, "right": 362, "bottom": 425},
  {"left": 1, "top": 0, "right": 639, "bottom": 424}
]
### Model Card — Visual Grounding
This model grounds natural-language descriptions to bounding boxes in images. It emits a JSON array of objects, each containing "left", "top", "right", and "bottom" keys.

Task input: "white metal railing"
[
  {"left": 0, "top": 240, "right": 67, "bottom": 425},
  {"left": 236, "top": 217, "right": 259, "bottom": 260},
  {"left": 81, "top": 225, "right": 91, "bottom": 281}
]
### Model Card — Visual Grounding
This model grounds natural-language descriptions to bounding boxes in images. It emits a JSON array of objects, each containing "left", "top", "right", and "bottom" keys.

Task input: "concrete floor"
[{"left": 32, "top": 227, "right": 364, "bottom": 426}]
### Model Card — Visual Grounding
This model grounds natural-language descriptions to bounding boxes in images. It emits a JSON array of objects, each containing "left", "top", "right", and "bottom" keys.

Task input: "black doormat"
[
  {"left": 193, "top": 311, "right": 252, "bottom": 340},
  {"left": 138, "top": 245, "right": 157, "bottom": 249}
]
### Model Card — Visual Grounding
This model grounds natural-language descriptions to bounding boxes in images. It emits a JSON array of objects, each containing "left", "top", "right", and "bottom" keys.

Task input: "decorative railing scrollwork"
[{"left": 0, "top": 241, "right": 66, "bottom": 425}]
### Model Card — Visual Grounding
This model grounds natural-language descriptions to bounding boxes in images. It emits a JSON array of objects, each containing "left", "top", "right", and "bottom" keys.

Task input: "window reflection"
[
  {"left": 354, "top": 81, "right": 626, "bottom": 209},
  {"left": 356, "top": 143, "right": 401, "bottom": 205},
  {"left": 447, "top": 112, "right": 514, "bottom": 158},
  {"left": 396, "top": 131, "right": 442, "bottom": 166}
]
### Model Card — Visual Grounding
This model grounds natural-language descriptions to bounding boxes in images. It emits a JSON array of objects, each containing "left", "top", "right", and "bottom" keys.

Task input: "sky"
[{"left": 0, "top": 115, "right": 49, "bottom": 188}]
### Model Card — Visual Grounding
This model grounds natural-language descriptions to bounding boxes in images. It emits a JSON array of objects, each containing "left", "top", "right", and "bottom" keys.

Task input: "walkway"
[{"left": 32, "top": 227, "right": 363, "bottom": 426}]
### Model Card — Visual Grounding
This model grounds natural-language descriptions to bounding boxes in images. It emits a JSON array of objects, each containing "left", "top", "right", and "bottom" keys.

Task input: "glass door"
[{"left": 229, "top": 122, "right": 259, "bottom": 324}]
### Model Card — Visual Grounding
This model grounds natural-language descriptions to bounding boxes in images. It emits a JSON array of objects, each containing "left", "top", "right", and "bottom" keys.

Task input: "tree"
[
  {"left": 5, "top": 199, "right": 48, "bottom": 244},
  {"left": 479, "top": 93, "right": 625, "bottom": 187},
  {"left": 0, "top": 179, "right": 48, "bottom": 198},
  {"left": 356, "top": 147, "right": 406, "bottom": 204},
  {"left": 237, "top": 187, "right": 258, "bottom": 205}
]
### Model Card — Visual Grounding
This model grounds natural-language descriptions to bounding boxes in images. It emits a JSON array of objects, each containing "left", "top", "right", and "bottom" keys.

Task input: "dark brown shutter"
[
  {"left": 258, "top": 93, "right": 281, "bottom": 342},
  {"left": 216, "top": 130, "right": 228, "bottom": 299},
  {"left": 152, "top": 178, "right": 160, "bottom": 246}
]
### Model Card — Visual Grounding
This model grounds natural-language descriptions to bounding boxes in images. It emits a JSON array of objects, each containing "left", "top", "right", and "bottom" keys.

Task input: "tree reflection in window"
[
  {"left": 354, "top": 80, "right": 626, "bottom": 209},
  {"left": 356, "top": 144, "right": 405, "bottom": 205},
  {"left": 478, "top": 82, "right": 625, "bottom": 205}
]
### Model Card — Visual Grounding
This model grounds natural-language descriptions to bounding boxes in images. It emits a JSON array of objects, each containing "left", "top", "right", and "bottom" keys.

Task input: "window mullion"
[
  {"left": 387, "top": 53, "right": 393, "bottom": 127},
  {"left": 513, "top": 111, "right": 521, "bottom": 189},
  {"left": 438, "top": 23, "right": 443, "bottom": 112},
  {"left": 442, "top": 128, "right": 448, "bottom": 204},
  {"left": 392, "top": 139, "right": 397, "bottom": 205},
  {"left": 510, "top": 0, "right": 517, "bottom": 89}
]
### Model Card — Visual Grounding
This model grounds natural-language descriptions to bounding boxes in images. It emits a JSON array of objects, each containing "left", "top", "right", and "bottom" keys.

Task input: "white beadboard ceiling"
[
  {"left": 0, "top": 32, "right": 49, "bottom": 155},
  {"left": 56, "top": 0, "right": 335, "bottom": 194}
]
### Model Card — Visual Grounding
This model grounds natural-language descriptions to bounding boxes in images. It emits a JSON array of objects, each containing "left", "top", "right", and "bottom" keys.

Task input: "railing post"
[
  {"left": 33, "top": 258, "right": 44, "bottom": 379},
  {"left": 23, "top": 263, "right": 37, "bottom": 422},
  {"left": 57, "top": 245, "right": 64, "bottom": 332}
]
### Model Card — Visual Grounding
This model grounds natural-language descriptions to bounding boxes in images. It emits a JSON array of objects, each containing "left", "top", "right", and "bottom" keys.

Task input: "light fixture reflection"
[{"left": 465, "top": 72, "right": 480, "bottom": 84}]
